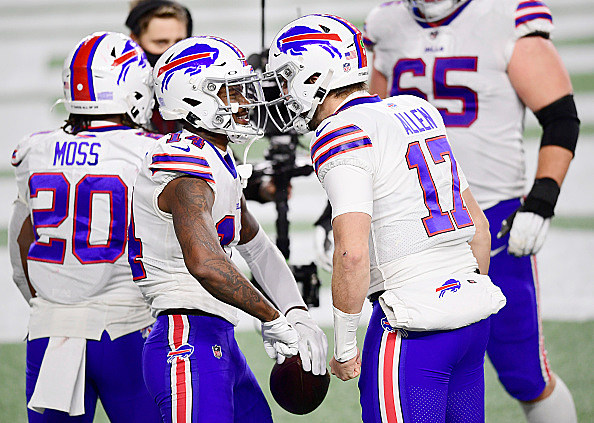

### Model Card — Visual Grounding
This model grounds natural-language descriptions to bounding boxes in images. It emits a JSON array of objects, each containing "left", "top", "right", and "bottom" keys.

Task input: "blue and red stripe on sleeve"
[
  {"left": 311, "top": 124, "right": 372, "bottom": 173},
  {"left": 515, "top": 0, "right": 552, "bottom": 27},
  {"left": 150, "top": 153, "right": 215, "bottom": 182}
]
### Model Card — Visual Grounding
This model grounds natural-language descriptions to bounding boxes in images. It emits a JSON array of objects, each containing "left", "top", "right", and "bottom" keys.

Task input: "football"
[{"left": 269, "top": 355, "right": 331, "bottom": 415}]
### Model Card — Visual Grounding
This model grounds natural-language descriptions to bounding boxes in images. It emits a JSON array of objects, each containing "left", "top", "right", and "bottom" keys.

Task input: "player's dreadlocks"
[{"left": 63, "top": 114, "right": 141, "bottom": 135}]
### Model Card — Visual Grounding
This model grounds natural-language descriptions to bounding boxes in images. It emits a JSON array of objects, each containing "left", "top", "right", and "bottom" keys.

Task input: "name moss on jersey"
[
  {"left": 129, "top": 130, "right": 242, "bottom": 323},
  {"left": 364, "top": 0, "right": 554, "bottom": 208},
  {"left": 11, "top": 126, "right": 158, "bottom": 304}
]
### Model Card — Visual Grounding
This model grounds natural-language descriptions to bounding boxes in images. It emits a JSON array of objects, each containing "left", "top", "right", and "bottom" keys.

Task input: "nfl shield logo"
[
  {"left": 343, "top": 62, "right": 351, "bottom": 72},
  {"left": 212, "top": 345, "right": 222, "bottom": 359}
]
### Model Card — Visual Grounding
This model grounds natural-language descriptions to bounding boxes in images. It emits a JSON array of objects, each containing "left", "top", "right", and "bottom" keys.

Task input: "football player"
[
  {"left": 264, "top": 14, "right": 506, "bottom": 422},
  {"left": 364, "top": 1, "right": 579, "bottom": 421},
  {"left": 9, "top": 32, "right": 161, "bottom": 421},
  {"left": 126, "top": 0, "right": 193, "bottom": 134},
  {"left": 130, "top": 36, "right": 328, "bottom": 422}
]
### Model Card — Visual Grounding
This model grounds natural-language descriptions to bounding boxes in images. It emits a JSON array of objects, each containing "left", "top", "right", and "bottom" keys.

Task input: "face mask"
[{"left": 145, "top": 51, "right": 161, "bottom": 67}]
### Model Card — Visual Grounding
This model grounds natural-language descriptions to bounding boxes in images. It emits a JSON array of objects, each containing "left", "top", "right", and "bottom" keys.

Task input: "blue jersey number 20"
[{"left": 28, "top": 172, "right": 128, "bottom": 264}]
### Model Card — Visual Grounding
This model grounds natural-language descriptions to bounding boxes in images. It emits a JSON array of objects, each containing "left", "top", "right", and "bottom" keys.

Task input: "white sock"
[{"left": 520, "top": 376, "right": 577, "bottom": 423}]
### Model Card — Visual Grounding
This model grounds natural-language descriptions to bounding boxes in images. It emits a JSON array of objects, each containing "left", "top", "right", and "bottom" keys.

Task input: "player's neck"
[{"left": 311, "top": 94, "right": 349, "bottom": 130}]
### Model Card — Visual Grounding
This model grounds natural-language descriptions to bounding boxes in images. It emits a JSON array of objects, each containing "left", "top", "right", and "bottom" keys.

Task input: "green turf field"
[{"left": 1, "top": 321, "right": 592, "bottom": 422}]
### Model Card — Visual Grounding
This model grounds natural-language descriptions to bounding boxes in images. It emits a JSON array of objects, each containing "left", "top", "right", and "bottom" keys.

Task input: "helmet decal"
[
  {"left": 320, "top": 14, "right": 367, "bottom": 69},
  {"left": 112, "top": 40, "right": 147, "bottom": 86},
  {"left": 276, "top": 25, "right": 343, "bottom": 59},
  {"left": 63, "top": 32, "right": 154, "bottom": 126},
  {"left": 210, "top": 36, "right": 250, "bottom": 68},
  {"left": 70, "top": 33, "right": 108, "bottom": 101},
  {"left": 158, "top": 43, "right": 219, "bottom": 92}
]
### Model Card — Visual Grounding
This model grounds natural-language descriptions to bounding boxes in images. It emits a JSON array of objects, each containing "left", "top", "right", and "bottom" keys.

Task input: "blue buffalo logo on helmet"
[
  {"left": 111, "top": 39, "right": 148, "bottom": 86},
  {"left": 435, "top": 279, "right": 462, "bottom": 298},
  {"left": 157, "top": 43, "right": 219, "bottom": 92},
  {"left": 276, "top": 25, "right": 343, "bottom": 59},
  {"left": 166, "top": 343, "right": 195, "bottom": 363}
]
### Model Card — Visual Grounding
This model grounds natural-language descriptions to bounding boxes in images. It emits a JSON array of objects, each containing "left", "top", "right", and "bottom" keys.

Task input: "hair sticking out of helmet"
[
  {"left": 152, "top": 36, "right": 267, "bottom": 144},
  {"left": 406, "top": 0, "right": 469, "bottom": 23},
  {"left": 264, "top": 14, "right": 368, "bottom": 134},
  {"left": 61, "top": 32, "right": 154, "bottom": 127}
]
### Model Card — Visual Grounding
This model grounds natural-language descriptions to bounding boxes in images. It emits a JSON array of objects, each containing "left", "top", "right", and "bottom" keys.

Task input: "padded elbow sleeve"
[{"left": 534, "top": 94, "right": 580, "bottom": 155}]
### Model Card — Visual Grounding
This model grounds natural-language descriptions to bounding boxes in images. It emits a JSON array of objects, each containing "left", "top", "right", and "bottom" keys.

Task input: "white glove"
[
  {"left": 504, "top": 211, "right": 550, "bottom": 257},
  {"left": 261, "top": 314, "right": 300, "bottom": 364},
  {"left": 498, "top": 178, "right": 559, "bottom": 257},
  {"left": 286, "top": 308, "right": 328, "bottom": 375},
  {"left": 314, "top": 225, "right": 334, "bottom": 272}
]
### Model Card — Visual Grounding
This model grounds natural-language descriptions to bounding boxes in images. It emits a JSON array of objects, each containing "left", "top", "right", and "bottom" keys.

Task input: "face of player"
[
  {"left": 134, "top": 17, "right": 187, "bottom": 64},
  {"left": 217, "top": 85, "right": 250, "bottom": 125}
]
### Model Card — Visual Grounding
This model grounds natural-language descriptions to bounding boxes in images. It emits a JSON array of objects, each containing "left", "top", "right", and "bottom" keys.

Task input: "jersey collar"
[
  {"left": 205, "top": 139, "right": 237, "bottom": 179},
  {"left": 334, "top": 92, "right": 382, "bottom": 115},
  {"left": 413, "top": 0, "right": 473, "bottom": 28}
]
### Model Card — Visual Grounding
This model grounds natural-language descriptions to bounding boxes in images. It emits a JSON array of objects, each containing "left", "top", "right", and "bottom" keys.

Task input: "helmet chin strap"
[{"left": 292, "top": 69, "right": 334, "bottom": 134}]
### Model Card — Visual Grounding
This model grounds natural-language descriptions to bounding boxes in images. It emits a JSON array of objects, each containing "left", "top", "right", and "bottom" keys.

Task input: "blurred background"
[{"left": 0, "top": 0, "right": 592, "bottom": 421}]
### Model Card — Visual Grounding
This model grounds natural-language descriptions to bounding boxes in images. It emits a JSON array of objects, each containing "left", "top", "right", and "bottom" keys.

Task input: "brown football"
[{"left": 269, "top": 355, "right": 330, "bottom": 415}]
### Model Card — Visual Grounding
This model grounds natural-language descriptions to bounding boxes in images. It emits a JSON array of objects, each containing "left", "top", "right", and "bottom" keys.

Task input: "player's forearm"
[
  {"left": 9, "top": 200, "right": 35, "bottom": 300},
  {"left": 535, "top": 145, "right": 573, "bottom": 187},
  {"left": 331, "top": 249, "right": 368, "bottom": 363},
  {"left": 331, "top": 247, "right": 370, "bottom": 314},
  {"left": 330, "top": 212, "right": 371, "bottom": 313},
  {"left": 188, "top": 256, "right": 279, "bottom": 322},
  {"left": 462, "top": 189, "right": 490, "bottom": 274},
  {"left": 469, "top": 227, "right": 490, "bottom": 275}
]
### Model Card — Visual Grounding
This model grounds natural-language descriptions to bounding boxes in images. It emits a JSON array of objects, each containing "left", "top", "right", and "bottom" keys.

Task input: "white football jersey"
[
  {"left": 364, "top": 0, "right": 554, "bottom": 208},
  {"left": 312, "top": 93, "right": 478, "bottom": 294},
  {"left": 130, "top": 130, "right": 242, "bottom": 324},
  {"left": 11, "top": 123, "right": 158, "bottom": 338}
]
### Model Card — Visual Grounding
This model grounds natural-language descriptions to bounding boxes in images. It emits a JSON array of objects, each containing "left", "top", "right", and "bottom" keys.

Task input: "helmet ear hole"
[
  {"left": 134, "top": 92, "right": 143, "bottom": 100},
  {"left": 183, "top": 97, "right": 201, "bottom": 107},
  {"left": 305, "top": 73, "right": 321, "bottom": 85}
]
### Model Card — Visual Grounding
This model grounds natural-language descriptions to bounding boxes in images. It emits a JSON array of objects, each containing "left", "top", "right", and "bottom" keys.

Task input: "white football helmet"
[
  {"left": 153, "top": 36, "right": 266, "bottom": 144},
  {"left": 264, "top": 14, "right": 369, "bottom": 134},
  {"left": 62, "top": 32, "right": 154, "bottom": 126},
  {"left": 406, "top": 0, "right": 470, "bottom": 23}
]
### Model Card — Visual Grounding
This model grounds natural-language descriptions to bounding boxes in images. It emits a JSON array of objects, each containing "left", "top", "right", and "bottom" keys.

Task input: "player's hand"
[
  {"left": 261, "top": 314, "right": 300, "bottom": 363},
  {"left": 286, "top": 308, "right": 329, "bottom": 375},
  {"left": 497, "top": 178, "right": 560, "bottom": 257},
  {"left": 498, "top": 211, "right": 550, "bottom": 256},
  {"left": 314, "top": 224, "right": 334, "bottom": 272},
  {"left": 330, "top": 349, "right": 361, "bottom": 381}
]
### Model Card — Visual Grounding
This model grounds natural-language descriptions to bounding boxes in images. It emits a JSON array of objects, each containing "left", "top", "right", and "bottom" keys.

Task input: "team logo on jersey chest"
[
  {"left": 435, "top": 279, "right": 462, "bottom": 298},
  {"left": 212, "top": 345, "right": 222, "bottom": 359},
  {"left": 167, "top": 343, "right": 195, "bottom": 363}
]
